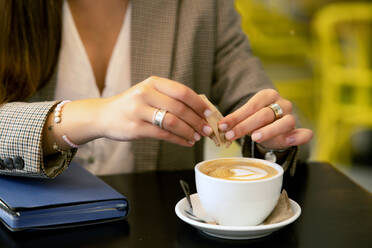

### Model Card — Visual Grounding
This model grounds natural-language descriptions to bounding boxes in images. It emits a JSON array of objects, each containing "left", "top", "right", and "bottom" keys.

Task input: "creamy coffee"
[{"left": 199, "top": 159, "right": 278, "bottom": 181}]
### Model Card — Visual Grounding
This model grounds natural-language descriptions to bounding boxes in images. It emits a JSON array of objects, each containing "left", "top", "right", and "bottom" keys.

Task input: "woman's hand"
[
  {"left": 98, "top": 76, "right": 213, "bottom": 147},
  {"left": 218, "top": 89, "right": 313, "bottom": 149}
]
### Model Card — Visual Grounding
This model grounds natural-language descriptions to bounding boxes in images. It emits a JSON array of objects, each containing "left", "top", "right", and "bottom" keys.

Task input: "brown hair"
[{"left": 0, "top": 0, "right": 63, "bottom": 103}]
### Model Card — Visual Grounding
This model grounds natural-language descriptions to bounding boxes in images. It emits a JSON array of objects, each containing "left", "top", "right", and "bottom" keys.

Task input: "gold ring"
[{"left": 268, "top": 103, "right": 283, "bottom": 119}]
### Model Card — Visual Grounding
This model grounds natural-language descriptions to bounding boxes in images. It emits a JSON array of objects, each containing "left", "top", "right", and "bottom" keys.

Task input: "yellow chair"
[{"left": 312, "top": 2, "right": 372, "bottom": 163}]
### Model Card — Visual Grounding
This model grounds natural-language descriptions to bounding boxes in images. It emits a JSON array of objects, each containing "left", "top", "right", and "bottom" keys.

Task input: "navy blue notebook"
[{"left": 0, "top": 163, "right": 128, "bottom": 231}]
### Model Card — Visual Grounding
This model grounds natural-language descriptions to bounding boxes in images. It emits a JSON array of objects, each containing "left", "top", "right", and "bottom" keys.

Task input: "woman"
[{"left": 0, "top": 0, "right": 312, "bottom": 178}]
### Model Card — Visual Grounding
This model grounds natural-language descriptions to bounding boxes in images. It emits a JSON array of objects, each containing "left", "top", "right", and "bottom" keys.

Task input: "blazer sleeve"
[
  {"left": 212, "top": 0, "right": 274, "bottom": 114},
  {"left": 0, "top": 101, "right": 75, "bottom": 178},
  {"left": 211, "top": 1, "right": 309, "bottom": 171}
]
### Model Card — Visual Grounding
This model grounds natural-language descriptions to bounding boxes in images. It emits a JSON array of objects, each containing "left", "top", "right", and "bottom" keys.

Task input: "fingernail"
[
  {"left": 194, "top": 132, "right": 201, "bottom": 141},
  {"left": 219, "top": 123, "right": 228, "bottom": 131},
  {"left": 188, "top": 140, "right": 195, "bottom": 145},
  {"left": 251, "top": 132, "right": 262, "bottom": 141},
  {"left": 286, "top": 136, "right": 296, "bottom": 145},
  {"left": 203, "top": 125, "right": 213, "bottom": 136},
  {"left": 204, "top": 109, "right": 212, "bottom": 117},
  {"left": 225, "top": 130, "right": 235, "bottom": 140}
]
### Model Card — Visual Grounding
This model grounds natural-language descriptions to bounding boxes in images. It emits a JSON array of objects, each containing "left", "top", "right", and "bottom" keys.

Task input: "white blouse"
[{"left": 55, "top": 1, "right": 134, "bottom": 175}]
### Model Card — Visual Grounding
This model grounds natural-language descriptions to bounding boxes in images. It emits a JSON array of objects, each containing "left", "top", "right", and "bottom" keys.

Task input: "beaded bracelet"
[
  {"left": 54, "top": 100, "right": 79, "bottom": 149},
  {"left": 62, "top": 135, "right": 79, "bottom": 149},
  {"left": 54, "top": 100, "right": 70, "bottom": 124}
]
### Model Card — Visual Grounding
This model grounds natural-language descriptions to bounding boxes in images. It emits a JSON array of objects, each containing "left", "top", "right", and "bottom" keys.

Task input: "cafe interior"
[
  {"left": 0, "top": 1, "right": 370, "bottom": 246},
  {"left": 205, "top": 0, "right": 372, "bottom": 193}
]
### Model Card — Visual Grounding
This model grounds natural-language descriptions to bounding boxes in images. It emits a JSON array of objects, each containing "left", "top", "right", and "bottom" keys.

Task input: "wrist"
[
  {"left": 94, "top": 97, "right": 111, "bottom": 138},
  {"left": 61, "top": 98, "right": 104, "bottom": 144}
]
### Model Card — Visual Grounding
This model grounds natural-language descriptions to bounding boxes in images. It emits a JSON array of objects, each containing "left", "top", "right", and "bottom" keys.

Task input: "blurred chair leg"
[
  {"left": 316, "top": 111, "right": 353, "bottom": 164},
  {"left": 315, "top": 114, "right": 335, "bottom": 162},
  {"left": 336, "top": 124, "right": 353, "bottom": 165}
]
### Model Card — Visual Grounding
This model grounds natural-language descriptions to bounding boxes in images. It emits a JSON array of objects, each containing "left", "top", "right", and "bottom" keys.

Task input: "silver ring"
[
  {"left": 268, "top": 103, "right": 283, "bottom": 119},
  {"left": 152, "top": 109, "right": 167, "bottom": 129}
]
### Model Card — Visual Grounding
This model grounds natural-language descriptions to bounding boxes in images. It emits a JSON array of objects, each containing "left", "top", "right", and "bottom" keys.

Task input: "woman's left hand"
[{"left": 218, "top": 89, "right": 313, "bottom": 149}]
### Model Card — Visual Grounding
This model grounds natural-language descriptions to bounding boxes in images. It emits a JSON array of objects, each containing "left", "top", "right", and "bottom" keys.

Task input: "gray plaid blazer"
[{"left": 0, "top": 0, "right": 274, "bottom": 178}]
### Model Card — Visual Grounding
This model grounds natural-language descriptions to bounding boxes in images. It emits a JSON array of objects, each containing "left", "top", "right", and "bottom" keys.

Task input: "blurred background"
[{"left": 205, "top": 0, "right": 372, "bottom": 193}]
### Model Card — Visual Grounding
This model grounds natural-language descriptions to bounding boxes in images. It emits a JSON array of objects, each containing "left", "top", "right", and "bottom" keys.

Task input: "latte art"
[{"left": 199, "top": 159, "right": 278, "bottom": 181}]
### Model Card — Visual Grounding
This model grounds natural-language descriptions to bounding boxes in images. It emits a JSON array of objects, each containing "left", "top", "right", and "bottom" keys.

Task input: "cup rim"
[{"left": 195, "top": 157, "right": 284, "bottom": 183}]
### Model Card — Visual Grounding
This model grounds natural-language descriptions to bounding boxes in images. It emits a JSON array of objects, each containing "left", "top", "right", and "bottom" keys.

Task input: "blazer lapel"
[{"left": 130, "top": 0, "right": 179, "bottom": 172}]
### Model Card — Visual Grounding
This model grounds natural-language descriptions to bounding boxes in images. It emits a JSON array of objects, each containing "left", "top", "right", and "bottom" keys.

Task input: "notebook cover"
[{"left": 0, "top": 163, "right": 128, "bottom": 231}]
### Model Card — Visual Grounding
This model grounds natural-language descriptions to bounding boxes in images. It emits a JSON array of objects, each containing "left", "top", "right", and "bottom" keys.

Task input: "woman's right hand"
[{"left": 97, "top": 76, "right": 213, "bottom": 147}]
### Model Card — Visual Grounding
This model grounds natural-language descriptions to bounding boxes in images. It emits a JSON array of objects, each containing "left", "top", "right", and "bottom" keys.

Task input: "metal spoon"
[
  {"left": 179, "top": 180, "right": 216, "bottom": 224},
  {"left": 184, "top": 209, "right": 208, "bottom": 223}
]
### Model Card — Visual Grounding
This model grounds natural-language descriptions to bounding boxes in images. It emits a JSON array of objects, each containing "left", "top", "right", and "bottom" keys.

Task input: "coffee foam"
[
  {"left": 230, "top": 165, "right": 269, "bottom": 180},
  {"left": 199, "top": 160, "right": 278, "bottom": 181}
]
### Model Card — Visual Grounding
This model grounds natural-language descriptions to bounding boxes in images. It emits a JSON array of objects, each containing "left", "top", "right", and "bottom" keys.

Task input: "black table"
[{"left": 0, "top": 162, "right": 371, "bottom": 248}]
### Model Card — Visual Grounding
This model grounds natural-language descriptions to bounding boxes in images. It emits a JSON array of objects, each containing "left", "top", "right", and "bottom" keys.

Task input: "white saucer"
[{"left": 175, "top": 193, "right": 301, "bottom": 240}]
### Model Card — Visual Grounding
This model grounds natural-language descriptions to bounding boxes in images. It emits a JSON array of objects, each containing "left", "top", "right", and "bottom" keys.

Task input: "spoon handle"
[
  {"left": 179, "top": 180, "right": 193, "bottom": 212},
  {"left": 185, "top": 209, "right": 207, "bottom": 223}
]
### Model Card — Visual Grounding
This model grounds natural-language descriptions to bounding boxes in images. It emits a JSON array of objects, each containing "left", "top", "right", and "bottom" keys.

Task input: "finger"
[
  {"left": 251, "top": 115, "right": 296, "bottom": 143},
  {"left": 224, "top": 103, "right": 290, "bottom": 141},
  {"left": 162, "top": 112, "right": 202, "bottom": 143},
  {"left": 218, "top": 89, "right": 283, "bottom": 131},
  {"left": 259, "top": 128, "right": 314, "bottom": 149},
  {"left": 141, "top": 106, "right": 201, "bottom": 143},
  {"left": 138, "top": 121, "right": 195, "bottom": 147},
  {"left": 146, "top": 76, "right": 211, "bottom": 118},
  {"left": 143, "top": 88, "right": 211, "bottom": 136}
]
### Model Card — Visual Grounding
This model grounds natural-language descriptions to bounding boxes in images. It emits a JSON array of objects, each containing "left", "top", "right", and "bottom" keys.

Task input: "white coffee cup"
[{"left": 195, "top": 157, "right": 283, "bottom": 226}]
